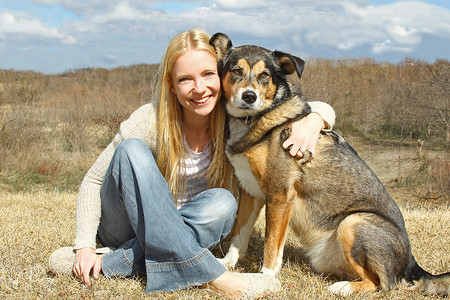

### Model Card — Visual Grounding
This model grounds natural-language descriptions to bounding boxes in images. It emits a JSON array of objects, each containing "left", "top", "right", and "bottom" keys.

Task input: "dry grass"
[
  {"left": 1, "top": 60, "right": 449, "bottom": 194},
  {"left": 0, "top": 65, "right": 156, "bottom": 192},
  {"left": 0, "top": 190, "right": 448, "bottom": 299}
]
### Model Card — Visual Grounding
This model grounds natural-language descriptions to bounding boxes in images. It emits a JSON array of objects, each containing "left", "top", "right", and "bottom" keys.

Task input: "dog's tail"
[{"left": 404, "top": 259, "right": 450, "bottom": 296}]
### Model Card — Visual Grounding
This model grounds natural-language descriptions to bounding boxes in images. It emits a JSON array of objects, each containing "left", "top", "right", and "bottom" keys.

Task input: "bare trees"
[{"left": 301, "top": 57, "right": 450, "bottom": 148}]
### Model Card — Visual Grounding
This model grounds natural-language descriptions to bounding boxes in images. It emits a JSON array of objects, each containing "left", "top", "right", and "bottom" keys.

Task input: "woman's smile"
[{"left": 191, "top": 95, "right": 211, "bottom": 104}]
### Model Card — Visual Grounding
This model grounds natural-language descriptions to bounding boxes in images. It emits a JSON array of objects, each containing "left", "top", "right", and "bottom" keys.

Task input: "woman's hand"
[
  {"left": 73, "top": 247, "right": 102, "bottom": 286},
  {"left": 282, "top": 113, "right": 325, "bottom": 160}
]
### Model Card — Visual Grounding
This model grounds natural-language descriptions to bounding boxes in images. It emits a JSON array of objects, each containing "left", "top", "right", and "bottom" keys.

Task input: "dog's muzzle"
[{"left": 242, "top": 90, "right": 257, "bottom": 104}]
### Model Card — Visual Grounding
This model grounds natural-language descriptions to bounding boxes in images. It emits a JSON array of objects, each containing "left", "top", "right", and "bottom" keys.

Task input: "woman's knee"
[
  {"left": 116, "top": 138, "right": 149, "bottom": 156},
  {"left": 220, "top": 189, "right": 238, "bottom": 216},
  {"left": 114, "top": 138, "right": 157, "bottom": 168},
  {"left": 205, "top": 188, "right": 237, "bottom": 222}
]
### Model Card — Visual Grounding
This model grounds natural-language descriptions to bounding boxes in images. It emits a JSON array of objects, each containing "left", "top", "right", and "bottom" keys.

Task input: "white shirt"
[{"left": 176, "top": 135, "right": 210, "bottom": 209}]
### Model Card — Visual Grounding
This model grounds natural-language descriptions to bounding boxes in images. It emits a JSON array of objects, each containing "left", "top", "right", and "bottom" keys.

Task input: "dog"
[{"left": 209, "top": 33, "right": 450, "bottom": 296}]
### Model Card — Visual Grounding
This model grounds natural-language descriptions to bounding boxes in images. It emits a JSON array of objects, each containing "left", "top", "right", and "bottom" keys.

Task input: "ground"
[{"left": 0, "top": 139, "right": 448, "bottom": 299}]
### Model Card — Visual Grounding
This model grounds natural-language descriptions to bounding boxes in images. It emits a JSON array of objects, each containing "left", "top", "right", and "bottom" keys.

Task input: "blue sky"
[{"left": 0, "top": 0, "right": 449, "bottom": 74}]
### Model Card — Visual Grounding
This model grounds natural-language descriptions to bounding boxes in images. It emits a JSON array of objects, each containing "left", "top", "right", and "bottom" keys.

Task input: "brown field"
[{"left": 0, "top": 59, "right": 448, "bottom": 299}]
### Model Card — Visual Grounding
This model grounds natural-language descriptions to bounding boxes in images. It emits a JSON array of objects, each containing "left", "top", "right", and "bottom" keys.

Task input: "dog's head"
[{"left": 210, "top": 33, "right": 305, "bottom": 118}]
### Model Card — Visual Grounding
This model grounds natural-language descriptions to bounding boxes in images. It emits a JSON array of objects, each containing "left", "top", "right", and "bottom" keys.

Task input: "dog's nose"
[{"left": 242, "top": 90, "right": 257, "bottom": 104}]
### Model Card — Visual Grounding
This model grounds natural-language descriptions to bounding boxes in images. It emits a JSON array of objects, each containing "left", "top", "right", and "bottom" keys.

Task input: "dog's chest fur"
[{"left": 227, "top": 117, "right": 265, "bottom": 199}]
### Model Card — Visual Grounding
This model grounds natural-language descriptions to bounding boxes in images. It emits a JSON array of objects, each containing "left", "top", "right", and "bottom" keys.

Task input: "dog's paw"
[
  {"left": 217, "top": 256, "right": 238, "bottom": 270},
  {"left": 216, "top": 257, "right": 233, "bottom": 268},
  {"left": 216, "top": 257, "right": 226, "bottom": 266},
  {"left": 261, "top": 267, "right": 278, "bottom": 276},
  {"left": 328, "top": 281, "right": 354, "bottom": 296}
]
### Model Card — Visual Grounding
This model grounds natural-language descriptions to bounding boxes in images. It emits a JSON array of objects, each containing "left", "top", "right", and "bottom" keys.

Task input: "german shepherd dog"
[{"left": 209, "top": 33, "right": 449, "bottom": 296}]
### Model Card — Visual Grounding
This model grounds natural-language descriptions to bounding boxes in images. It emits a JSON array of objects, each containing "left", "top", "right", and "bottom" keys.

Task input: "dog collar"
[{"left": 236, "top": 116, "right": 253, "bottom": 127}]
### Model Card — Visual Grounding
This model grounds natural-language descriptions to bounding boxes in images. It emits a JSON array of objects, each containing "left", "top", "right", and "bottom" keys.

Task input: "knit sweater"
[{"left": 74, "top": 101, "right": 336, "bottom": 250}]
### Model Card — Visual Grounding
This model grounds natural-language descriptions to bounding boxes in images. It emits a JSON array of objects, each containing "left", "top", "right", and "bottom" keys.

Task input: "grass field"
[{"left": 0, "top": 187, "right": 448, "bottom": 299}]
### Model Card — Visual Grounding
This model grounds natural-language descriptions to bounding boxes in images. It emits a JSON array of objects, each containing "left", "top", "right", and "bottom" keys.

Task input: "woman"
[{"left": 49, "top": 28, "right": 335, "bottom": 299}]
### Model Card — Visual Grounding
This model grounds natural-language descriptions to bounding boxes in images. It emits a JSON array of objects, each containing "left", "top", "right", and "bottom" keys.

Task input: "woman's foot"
[
  {"left": 48, "top": 246, "right": 112, "bottom": 274},
  {"left": 48, "top": 246, "right": 76, "bottom": 275},
  {"left": 206, "top": 271, "right": 281, "bottom": 299}
]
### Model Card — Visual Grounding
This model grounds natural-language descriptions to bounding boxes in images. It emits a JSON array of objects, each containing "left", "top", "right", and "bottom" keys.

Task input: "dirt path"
[{"left": 347, "top": 136, "right": 449, "bottom": 207}]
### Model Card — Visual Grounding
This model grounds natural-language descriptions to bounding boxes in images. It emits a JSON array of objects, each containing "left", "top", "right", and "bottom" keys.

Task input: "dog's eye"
[
  {"left": 258, "top": 72, "right": 270, "bottom": 80},
  {"left": 231, "top": 68, "right": 242, "bottom": 77}
]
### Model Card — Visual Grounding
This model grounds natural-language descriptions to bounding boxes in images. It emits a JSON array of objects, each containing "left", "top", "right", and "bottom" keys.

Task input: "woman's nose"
[{"left": 193, "top": 79, "right": 206, "bottom": 93}]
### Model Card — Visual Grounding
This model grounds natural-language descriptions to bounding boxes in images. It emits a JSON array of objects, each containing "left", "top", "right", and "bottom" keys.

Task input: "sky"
[{"left": 0, "top": 0, "right": 449, "bottom": 74}]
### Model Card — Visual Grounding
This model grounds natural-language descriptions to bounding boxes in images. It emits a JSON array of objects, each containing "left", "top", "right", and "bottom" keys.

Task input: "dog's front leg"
[
  {"left": 221, "top": 189, "right": 265, "bottom": 269},
  {"left": 262, "top": 192, "right": 295, "bottom": 276}
]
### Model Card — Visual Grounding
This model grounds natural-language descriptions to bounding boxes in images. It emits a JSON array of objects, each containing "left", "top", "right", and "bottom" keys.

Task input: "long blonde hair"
[{"left": 154, "top": 28, "right": 232, "bottom": 201}]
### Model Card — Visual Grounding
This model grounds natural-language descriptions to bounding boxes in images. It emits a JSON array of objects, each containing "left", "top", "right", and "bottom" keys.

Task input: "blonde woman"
[{"left": 49, "top": 28, "right": 335, "bottom": 299}]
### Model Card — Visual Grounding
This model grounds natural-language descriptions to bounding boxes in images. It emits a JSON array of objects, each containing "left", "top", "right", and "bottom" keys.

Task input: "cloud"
[
  {"left": 387, "top": 25, "right": 420, "bottom": 45},
  {"left": 1, "top": 0, "right": 449, "bottom": 73},
  {"left": 337, "top": 1, "right": 449, "bottom": 53},
  {"left": 30, "top": 0, "right": 119, "bottom": 16},
  {"left": 91, "top": 2, "right": 152, "bottom": 23},
  {"left": 372, "top": 39, "right": 412, "bottom": 54},
  {"left": 21, "top": 0, "right": 450, "bottom": 53},
  {"left": 0, "top": 12, "right": 76, "bottom": 45},
  {"left": 214, "top": 0, "right": 271, "bottom": 9}
]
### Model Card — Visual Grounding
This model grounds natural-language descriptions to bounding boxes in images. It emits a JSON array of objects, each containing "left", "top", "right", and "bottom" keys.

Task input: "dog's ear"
[
  {"left": 273, "top": 51, "right": 305, "bottom": 79},
  {"left": 210, "top": 33, "right": 233, "bottom": 60}
]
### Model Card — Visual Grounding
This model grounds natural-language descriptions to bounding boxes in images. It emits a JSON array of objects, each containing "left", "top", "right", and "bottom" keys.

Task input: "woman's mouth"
[{"left": 191, "top": 95, "right": 211, "bottom": 104}]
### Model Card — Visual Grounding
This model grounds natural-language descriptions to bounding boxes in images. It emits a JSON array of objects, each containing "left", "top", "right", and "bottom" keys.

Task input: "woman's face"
[{"left": 171, "top": 50, "right": 221, "bottom": 122}]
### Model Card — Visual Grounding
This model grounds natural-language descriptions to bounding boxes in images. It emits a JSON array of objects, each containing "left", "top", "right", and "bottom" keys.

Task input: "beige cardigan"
[{"left": 74, "top": 101, "right": 336, "bottom": 249}]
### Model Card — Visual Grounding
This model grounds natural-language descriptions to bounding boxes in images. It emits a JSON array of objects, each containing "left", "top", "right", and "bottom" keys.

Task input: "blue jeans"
[{"left": 97, "top": 138, "right": 237, "bottom": 292}]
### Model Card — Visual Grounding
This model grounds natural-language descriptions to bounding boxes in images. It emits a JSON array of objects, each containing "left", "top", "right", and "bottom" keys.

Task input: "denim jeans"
[{"left": 97, "top": 138, "right": 237, "bottom": 292}]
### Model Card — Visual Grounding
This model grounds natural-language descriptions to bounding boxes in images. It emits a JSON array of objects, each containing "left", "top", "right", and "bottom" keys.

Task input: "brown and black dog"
[{"left": 210, "top": 33, "right": 449, "bottom": 296}]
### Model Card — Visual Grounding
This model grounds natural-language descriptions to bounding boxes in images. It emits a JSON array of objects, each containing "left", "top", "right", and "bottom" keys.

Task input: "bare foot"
[
  {"left": 206, "top": 271, "right": 248, "bottom": 299},
  {"left": 205, "top": 271, "right": 281, "bottom": 299}
]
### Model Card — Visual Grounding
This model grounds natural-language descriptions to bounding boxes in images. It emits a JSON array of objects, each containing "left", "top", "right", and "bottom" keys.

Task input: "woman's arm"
[
  {"left": 73, "top": 102, "right": 158, "bottom": 284},
  {"left": 74, "top": 103, "right": 158, "bottom": 249},
  {"left": 282, "top": 101, "right": 335, "bottom": 158}
]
